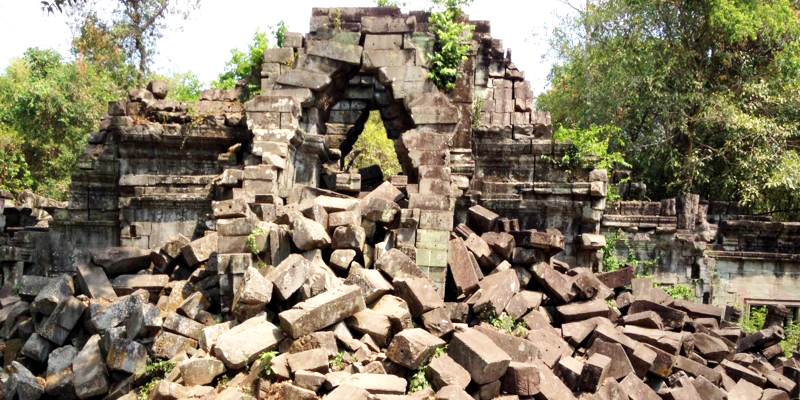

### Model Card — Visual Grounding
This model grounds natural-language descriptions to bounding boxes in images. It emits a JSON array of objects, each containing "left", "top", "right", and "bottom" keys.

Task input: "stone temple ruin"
[{"left": 0, "top": 6, "right": 799, "bottom": 400}]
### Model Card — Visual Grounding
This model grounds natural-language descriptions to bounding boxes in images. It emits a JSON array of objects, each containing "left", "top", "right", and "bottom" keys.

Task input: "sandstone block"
[
  {"left": 448, "top": 328, "right": 511, "bottom": 385},
  {"left": 387, "top": 328, "right": 446, "bottom": 369},
  {"left": 427, "top": 354, "right": 471, "bottom": 390},
  {"left": 213, "top": 313, "right": 285, "bottom": 369},
  {"left": 279, "top": 285, "right": 366, "bottom": 339}
]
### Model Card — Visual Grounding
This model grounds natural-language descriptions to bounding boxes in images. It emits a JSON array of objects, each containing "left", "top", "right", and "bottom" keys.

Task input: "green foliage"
[
  {"left": 781, "top": 322, "right": 800, "bottom": 358},
  {"left": 212, "top": 28, "right": 271, "bottom": 92},
  {"left": 602, "top": 229, "right": 659, "bottom": 275},
  {"left": 427, "top": 0, "right": 474, "bottom": 91},
  {"left": 374, "top": 0, "right": 406, "bottom": 6},
  {"left": 739, "top": 306, "right": 766, "bottom": 333},
  {"left": 247, "top": 226, "right": 267, "bottom": 256},
  {"left": 329, "top": 351, "right": 346, "bottom": 371},
  {"left": 0, "top": 48, "right": 122, "bottom": 199},
  {"left": 258, "top": 351, "right": 279, "bottom": 377},
  {"left": 662, "top": 283, "right": 694, "bottom": 301},
  {"left": 0, "top": 126, "right": 33, "bottom": 194},
  {"left": 71, "top": 13, "right": 137, "bottom": 89},
  {"left": 216, "top": 374, "right": 231, "bottom": 389},
  {"left": 135, "top": 359, "right": 176, "bottom": 400},
  {"left": 160, "top": 70, "right": 203, "bottom": 102},
  {"left": 551, "top": 125, "right": 631, "bottom": 172},
  {"left": 408, "top": 345, "right": 447, "bottom": 393},
  {"left": 273, "top": 21, "right": 288, "bottom": 48},
  {"left": 67, "top": 0, "right": 199, "bottom": 82},
  {"left": 345, "top": 111, "right": 402, "bottom": 179},
  {"left": 538, "top": 0, "right": 800, "bottom": 219},
  {"left": 409, "top": 366, "right": 431, "bottom": 393}
]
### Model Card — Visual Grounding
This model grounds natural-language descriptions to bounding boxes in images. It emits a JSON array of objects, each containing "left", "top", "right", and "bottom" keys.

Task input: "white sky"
[{"left": 0, "top": 0, "right": 570, "bottom": 95}]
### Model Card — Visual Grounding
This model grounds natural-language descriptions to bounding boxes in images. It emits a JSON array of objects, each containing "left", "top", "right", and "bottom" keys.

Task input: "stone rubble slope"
[{"left": 1, "top": 179, "right": 798, "bottom": 400}]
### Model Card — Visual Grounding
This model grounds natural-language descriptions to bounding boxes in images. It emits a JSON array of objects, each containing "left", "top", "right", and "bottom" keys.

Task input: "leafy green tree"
[
  {"left": 0, "top": 48, "right": 121, "bottom": 199},
  {"left": 345, "top": 111, "right": 402, "bottom": 179},
  {"left": 428, "top": 0, "right": 474, "bottom": 90},
  {"left": 538, "top": 0, "right": 800, "bottom": 218},
  {"left": 71, "top": 13, "right": 138, "bottom": 89},
  {"left": 65, "top": 0, "right": 199, "bottom": 84},
  {"left": 0, "top": 126, "right": 33, "bottom": 194},
  {"left": 212, "top": 28, "right": 270, "bottom": 91},
  {"left": 153, "top": 70, "right": 203, "bottom": 102}
]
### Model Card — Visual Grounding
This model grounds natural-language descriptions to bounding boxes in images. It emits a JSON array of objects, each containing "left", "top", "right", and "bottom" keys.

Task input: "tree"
[
  {"left": 538, "top": 0, "right": 800, "bottom": 218},
  {"left": 212, "top": 28, "right": 271, "bottom": 91},
  {"left": 345, "top": 111, "right": 402, "bottom": 179},
  {"left": 211, "top": 22, "right": 289, "bottom": 99},
  {"left": 64, "top": 0, "right": 199, "bottom": 84},
  {"left": 0, "top": 48, "right": 121, "bottom": 199}
]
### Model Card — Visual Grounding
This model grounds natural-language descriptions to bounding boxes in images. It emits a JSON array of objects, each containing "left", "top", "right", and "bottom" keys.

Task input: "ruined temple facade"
[{"left": 1, "top": 6, "right": 799, "bottom": 316}]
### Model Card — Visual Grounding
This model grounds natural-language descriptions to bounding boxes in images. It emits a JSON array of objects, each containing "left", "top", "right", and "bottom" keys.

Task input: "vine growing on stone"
[{"left": 427, "top": 0, "right": 474, "bottom": 91}]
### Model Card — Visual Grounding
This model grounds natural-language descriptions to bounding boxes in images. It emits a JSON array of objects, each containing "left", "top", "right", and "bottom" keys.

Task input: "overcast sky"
[{"left": 0, "top": 0, "right": 570, "bottom": 95}]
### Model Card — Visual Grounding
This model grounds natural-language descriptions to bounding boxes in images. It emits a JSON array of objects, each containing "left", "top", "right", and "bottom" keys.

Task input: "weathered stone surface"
[
  {"left": 163, "top": 312, "right": 206, "bottom": 340},
  {"left": 623, "top": 325, "right": 684, "bottom": 355},
  {"left": 181, "top": 233, "right": 218, "bottom": 266},
  {"left": 530, "top": 262, "right": 574, "bottom": 304},
  {"left": 92, "top": 247, "right": 152, "bottom": 275},
  {"left": 467, "top": 205, "right": 499, "bottom": 234},
  {"left": 526, "top": 326, "right": 572, "bottom": 368},
  {"left": 76, "top": 263, "right": 117, "bottom": 300},
  {"left": 3, "top": 361, "right": 44, "bottom": 400},
  {"left": 387, "top": 328, "right": 446, "bottom": 369},
  {"left": 331, "top": 224, "right": 366, "bottom": 251},
  {"left": 376, "top": 248, "right": 428, "bottom": 281},
  {"left": 619, "top": 372, "right": 660, "bottom": 400},
  {"left": 106, "top": 339, "right": 147, "bottom": 375},
  {"left": 288, "top": 348, "right": 329, "bottom": 373},
  {"left": 21, "top": 333, "right": 52, "bottom": 362},
  {"left": 32, "top": 274, "right": 74, "bottom": 315},
  {"left": 45, "top": 345, "right": 76, "bottom": 399},
  {"left": 472, "top": 269, "right": 520, "bottom": 318},
  {"left": 448, "top": 328, "right": 511, "bottom": 385},
  {"left": 727, "top": 379, "right": 763, "bottom": 400},
  {"left": 179, "top": 358, "right": 226, "bottom": 386},
  {"left": 446, "top": 237, "right": 480, "bottom": 296},
  {"left": 362, "top": 197, "right": 400, "bottom": 223},
  {"left": 435, "top": 385, "right": 473, "bottom": 400},
  {"left": 534, "top": 358, "right": 577, "bottom": 400},
  {"left": 277, "top": 70, "right": 332, "bottom": 91},
  {"left": 279, "top": 285, "right": 366, "bottom": 338},
  {"left": 556, "top": 299, "right": 609, "bottom": 323},
  {"left": 473, "top": 324, "right": 538, "bottom": 363},
  {"left": 628, "top": 300, "right": 687, "bottom": 330},
  {"left": 152, "top": 330, "right": 198, "bottom": 359},
  {"left": 73, "top": 335, "right": 109, "bottom": 399},
  {"left": 720, "top": 359, "right": 767, "bottom": 386},
  {"left": 554, "top": 356, "right": 583, "bottom": 391},
  {"left": 266, "top": 254, "right": 313, "bottom": 301},
  {"left": 622, "top": 311, "right": 664, "bottom": 330},
  {"left": 292, "top": 216, "right": 332, "bottom": 250},
  {"left": 579, "top": 353, "right": 611, "bottom": 392},
  {"left": 393, "top": 276, "right": 445, "bottom": 317},
  {"left": 214, "top": 314, "right": 285, "bottom": 369},
  {"left": 692, "top": 332, "right": 731, "bottom": 362},
  {"left": 233, "top": 266, "right": 273, "bottom": 319},
  {"left": 588, "top": 338, "right": 634, "bottom": 380},
  {"left": 342, "top": 374, "right": 407, "bottom": 395},
  {"left": 344, "top": 267, "right": 392, "bottom": 304},
  {"left": 325, "top": 384, "right": 371, "bottom": 400},
  {"left": 426, "top": 354, "right": 471, "bottom": 390},
  {"left": 330, "top": 249, "right": 357, "bottom": 270},
  {"left": 346, "top": 309, "right": 392, "bottom": 346}
]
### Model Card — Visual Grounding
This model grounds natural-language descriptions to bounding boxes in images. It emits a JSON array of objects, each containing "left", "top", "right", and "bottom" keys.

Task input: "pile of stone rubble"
[{"left": 1, "top": 180, "right": 798, "bottom": 400}]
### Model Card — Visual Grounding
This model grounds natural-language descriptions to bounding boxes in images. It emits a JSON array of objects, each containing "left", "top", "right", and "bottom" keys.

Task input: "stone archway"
[{"left": 243, "top": 8, "right": 466, "bottom": 293}]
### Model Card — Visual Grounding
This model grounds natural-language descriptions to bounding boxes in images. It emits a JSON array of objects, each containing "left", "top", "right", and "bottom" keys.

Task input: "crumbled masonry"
[{"left": 0, "top": 5, "right": 799, "bottom": 400}]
